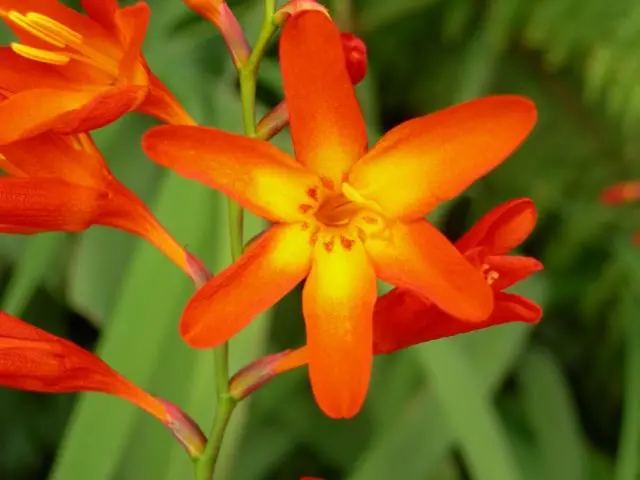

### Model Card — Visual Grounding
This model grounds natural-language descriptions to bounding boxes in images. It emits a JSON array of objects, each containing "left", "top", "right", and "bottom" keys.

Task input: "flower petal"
[
  {"left": 348, "top": 96, "right": 537, "bottom": 220},
  {"left": 0, "top": 178, "right": 106, "bottom": 233},
  {"left": 372, "top": 287, "right": 539, "bottom": 354},
  {"left": 0, "top": 132, "right": 107, "bottom": 185},
  {"left": 97, "top": 179, "right": 195, "bottom": 278},
  {"left": 485, "top": 255, "right": 543, "bottom": 291},
  {"left": 114, "top": 3, "right": 150, "bottom": 81},
  {"left": 280, "top": 11, "right": 367, "bottom": 188},
  {"left": 492, "top": 291, "right": 542, "bottom": 324},
  {"left": 81, "top": 0, "right": 119, "bottom": 32},
  {"left": 365, "top": 219, "right": 493, "bottom": 321},
  {"left": 0, "top": 47, "right": 70, "bottom": 92},
  {"left": 302, "top": 239, "right": 377, "bottom": 418},
  {"left": 137, "top": 69, "right": 196, "bottom": 125},
  {"left": 0, "top": 310, "right": 168, "bottom": 422},
  {"left": 180, "top": 223, "right": 313, "bottom": 348},
  {"left": 143, "top": 125, "right": 323, "bottom": 222},
  {"left": 0, "top": 85, "right": 145, "bottom": 144},
  {"left": 455, "top": 198, "right": 537, "bottom": 255}
]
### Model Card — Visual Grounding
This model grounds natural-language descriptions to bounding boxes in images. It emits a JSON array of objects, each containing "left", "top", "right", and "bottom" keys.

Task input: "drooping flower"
[
  {"left": 272, "top": 198, "right": 543, "bottom": 376},
  {"left": 0, "top": 0, "right": 194, "bottom": 145},
  {"left": 142, "top": 12, "right": 537, "bottom": 418},
  {"left": 0, "top": 132, "right": 207, "bottom": 284},
  {"left": 601, "top": 181, "right": 640, "bottom": 205},
  {"left": 0, "top": 310, "right": 205, "bottom": 456}
]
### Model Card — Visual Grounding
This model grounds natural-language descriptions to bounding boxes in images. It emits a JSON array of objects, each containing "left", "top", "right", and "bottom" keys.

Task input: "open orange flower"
[
  {"left": 0, "top": 310, "right": 205, "bottom": 456},
  {"left": 0, "top": 132, "right": 205, "bottom": 283},
  {"left": 272, "top": 198, "right": 542, "bottom": 377},
  {"left": 0, "top": 0, "right": 193, "bottom": 145},
  {"left": 142, "top": 12, "right": 536, "bottom": 418}
]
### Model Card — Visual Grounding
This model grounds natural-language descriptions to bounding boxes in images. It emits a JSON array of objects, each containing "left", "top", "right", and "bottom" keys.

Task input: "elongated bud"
[
  {"left": 183, "top": 0, "right": 250, "bottom": 66},
  {"left": 340, "top": 33, "right": 367, "bottom": 84},
  {"left": 187, "top": 252, "right": 213, "bottom": 289},
  {"left": 229, "top": 350, "right": 295, "bottom": 400},
  {"left": 159, "top": 399, "right": 207, "bottom": 457}
]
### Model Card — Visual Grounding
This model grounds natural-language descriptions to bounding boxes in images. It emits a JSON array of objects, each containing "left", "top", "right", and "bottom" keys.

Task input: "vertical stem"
[{"left": 193, "top": 1, "right": 279, "bottom": 478}]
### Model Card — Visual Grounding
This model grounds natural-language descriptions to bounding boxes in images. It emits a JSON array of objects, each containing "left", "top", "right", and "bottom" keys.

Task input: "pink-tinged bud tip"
[
  {"left": 274, "top": 0, "right": 329, "bottom": 26},
  {"left": 158, "top": 399, "right": 206, "bottom": 458},
  {"left": 229, "top": 350, "right": 295, "bottom": 400},
  {"left": 186, "top": 252, "right": 212, "bottom": 288}
]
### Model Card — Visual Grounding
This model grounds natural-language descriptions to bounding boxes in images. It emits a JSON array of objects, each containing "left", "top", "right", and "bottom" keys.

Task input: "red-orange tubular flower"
[
  {"left": 142, "top": 12, "right": 537, "bottom": 418},
  {"left": 601, "top": 181, "right": 640, "bottom": 205},
  {"left": 274, "top": 198, "right": 543, "bottom": 375},
  {"left": 0, "top": 132, "right": 206, "bottom": 284},
  {"left": 0, "top": 310, "right": 205, "bottom": 456},
  {"left": 0, "top": 0, "right": 193, "bottom": 145}
]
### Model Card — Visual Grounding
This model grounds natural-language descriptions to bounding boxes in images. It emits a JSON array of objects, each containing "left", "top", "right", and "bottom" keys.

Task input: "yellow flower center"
[
  {"left": 3, "top": 11, "right": 119, "bottom": 76},
  {"left": 301, "top": 182, "right": 389, "bottom": 252}
]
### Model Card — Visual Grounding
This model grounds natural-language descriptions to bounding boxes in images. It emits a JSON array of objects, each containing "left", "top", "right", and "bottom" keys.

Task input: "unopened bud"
[
  {"left": 341, "top": 33, "right": 368, "bottom": 85},
  {"left": 158, "top": 399, "right": 206, "bottom": 458},
  {"left": 229, "top": 350, "right": 296, "bottom": 400}
]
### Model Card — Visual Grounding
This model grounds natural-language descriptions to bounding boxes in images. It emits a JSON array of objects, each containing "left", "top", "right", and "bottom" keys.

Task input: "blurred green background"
[{"left": 1, "top": 0, "right": 639, "bottom": 478}]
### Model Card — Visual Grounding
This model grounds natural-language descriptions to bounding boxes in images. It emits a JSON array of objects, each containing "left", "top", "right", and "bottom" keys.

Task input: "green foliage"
[{"left": 0, "top": 0, "right": 638, "bottom": 478}]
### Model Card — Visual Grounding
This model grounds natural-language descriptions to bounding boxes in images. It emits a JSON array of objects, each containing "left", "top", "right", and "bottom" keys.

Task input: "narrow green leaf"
[
  {"left": 0, "top": 233, "right": 66, "bottom": 315},
  {"left": 614, "top": 289, "right": 640, "bottom": 480},
  {"left": 416, "top": 338, "right": 524, "bottom": 480},
  {"left": 517, "top": 347, "right": 586, "bottom": 480},
  {"left": 50, "top": 174, "right": 215, "bottom": 480},
  {"left": 348, "top": 323, "right": 532, "bottom": 480}
]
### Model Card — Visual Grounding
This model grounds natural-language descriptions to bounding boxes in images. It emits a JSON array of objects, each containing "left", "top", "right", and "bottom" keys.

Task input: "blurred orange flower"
[
  {"left": 142, "top": 12, "right": 536, "bottom": 418},
  {"left": 0, "top": 310, "right": 205, "bottom": 456},
  {"left": 275, "top": 198, "right": 543, "bottom": 375},
  {"left": 0, "top": 132, "right": 204, "bottom": 283},
  {"left": 0, "top": 0, "right": 193, "bottom": 144}
]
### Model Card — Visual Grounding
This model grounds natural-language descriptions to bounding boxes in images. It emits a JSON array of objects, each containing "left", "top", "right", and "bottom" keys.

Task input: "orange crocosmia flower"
[
  {"left": 0, "top": 132, "right": 201, "bottom": 282},
  {"left": 601, "top": 181, "right": 640, "bottom": 205},
  {"left": 0, "top": 310, "right": 205, "bottom": 456},
  {"left": 0, "top": 0, "right": 193, "bottom": 145},
  {"left": 142, "top": 12, "right": 537, "bottom": 418},
  {"left": 274, "top": 198, "right": 543, "bottom": 373}
]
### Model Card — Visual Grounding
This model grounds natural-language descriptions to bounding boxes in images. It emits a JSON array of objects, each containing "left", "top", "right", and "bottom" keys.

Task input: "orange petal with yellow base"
[
  {"left": 348, "top": 96, "right": 537, "bottom": 220},
  {"left": 302, "top": 240, "right": 377, "bottom": 419},
  {"left": 180, "top": 223, "right": 313, "bottom": 349},
  {"left": 0, "top": 178, "right": 107, "bottom": 233},
  {"left": 143, "top": 125, "right": 323, "bottom": 222},
  {"left": 455, "top": 197, "right": 537, "bottom": 255},
  {"left": 365, "top": 219, "right": 493, "bottom": 322},
  {"left": 280, "top": 11, "right": 367, "bottom": 188}
]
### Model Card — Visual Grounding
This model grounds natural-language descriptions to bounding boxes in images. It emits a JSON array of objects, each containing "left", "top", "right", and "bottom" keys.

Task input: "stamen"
[
  {"left": 340, "top": 235, "right": 354, "bottom": 251},
  {"left": 25, "top": 12, "right": 83, "bottom": 45},
  {"left": 7, "top": 12, "right": 67, "bottom": 47},
  {"left": 480, "top": 264, "right": 500, "bottom": 285},
  {"left": 10, "top": 43, "right": 70, "bottom": 65},
  {"left": 307, "top": 187, "right": 319, "bottom": 202},
  {"left": 322, "top": 237, "right": 335, "bottom": 252}
]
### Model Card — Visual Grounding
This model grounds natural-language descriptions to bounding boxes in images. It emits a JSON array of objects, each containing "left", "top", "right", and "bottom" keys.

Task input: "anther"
[
  {"left": 340, "top": 235, "right": 354, "bottom": 251},
  {"left": 307, "top": 187, "right": 319, "bottom": 202},
  {"left": 10, "top": 43, "right": 70, "bottom": 65},
  {"left": 322, "top": 237, "right": 335, "bottom": 252},
  {"left": 299, "top": 204, "right": 313, "bottom": 214}
]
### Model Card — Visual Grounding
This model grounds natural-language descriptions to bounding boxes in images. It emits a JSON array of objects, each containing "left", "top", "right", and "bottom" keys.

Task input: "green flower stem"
[{"left": 192, "top": 1, "right": 279, "bottom": 478}]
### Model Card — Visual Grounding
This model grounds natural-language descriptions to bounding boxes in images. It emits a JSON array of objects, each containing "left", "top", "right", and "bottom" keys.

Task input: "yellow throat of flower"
[{"left": 303, "top": 182, "right": 389, "bottom": 252}]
